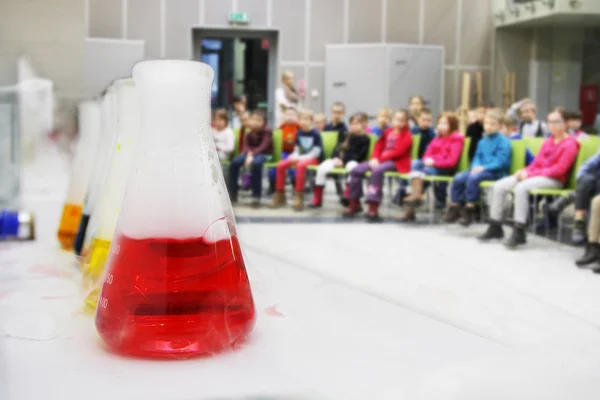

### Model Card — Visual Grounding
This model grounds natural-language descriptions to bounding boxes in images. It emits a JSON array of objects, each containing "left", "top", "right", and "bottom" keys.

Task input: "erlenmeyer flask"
[
  {"left": 82, "top": 78, "right": 141, "bottom": 313},
  {"left": 57, "top": 100, "right": 101, "bottom": 250},
  {"left": 95, "top": 60, "right": 255, "bottom": 359},
  {"left": 73, "top": 86, "right": 118, "bottom": 255}
]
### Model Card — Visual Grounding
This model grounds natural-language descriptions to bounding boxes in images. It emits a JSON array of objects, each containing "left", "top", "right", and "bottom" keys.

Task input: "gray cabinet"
[{"left": 325, "top": 44, "right": 444, "bottom": 122}]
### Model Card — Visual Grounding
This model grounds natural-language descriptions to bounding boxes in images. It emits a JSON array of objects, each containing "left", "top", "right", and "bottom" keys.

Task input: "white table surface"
[{"left": 3, "top": 147, "right": 600, "bottom": 400}]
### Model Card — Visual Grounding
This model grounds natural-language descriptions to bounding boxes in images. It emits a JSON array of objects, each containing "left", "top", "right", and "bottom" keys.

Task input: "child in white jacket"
[{"left": 213, "top": 108, "right": 235, "bottom": 161}]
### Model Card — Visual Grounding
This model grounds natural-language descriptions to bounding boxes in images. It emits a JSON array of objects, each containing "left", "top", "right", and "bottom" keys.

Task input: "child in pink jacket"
[
  {"left": 400, "top": 112, "right": 465, "bottom": 222},
  {"left": 479, "top": 108, "right": 580, "bottom": 248}
]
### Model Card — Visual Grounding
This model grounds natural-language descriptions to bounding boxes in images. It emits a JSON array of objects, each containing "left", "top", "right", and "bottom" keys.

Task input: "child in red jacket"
[
  {"left": 344, "top": 109, "right": 412, "bottom": 222},
  {"left": 479, "top": 108, "right": 580, "bottom": 248},
  {"left": 400, "top": 112, "right": 465, "bottom": 222}
]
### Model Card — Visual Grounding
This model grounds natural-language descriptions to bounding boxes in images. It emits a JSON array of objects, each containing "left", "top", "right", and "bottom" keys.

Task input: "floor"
[{"left": 2, "top": 147, "right": 600, "bottom": 399}]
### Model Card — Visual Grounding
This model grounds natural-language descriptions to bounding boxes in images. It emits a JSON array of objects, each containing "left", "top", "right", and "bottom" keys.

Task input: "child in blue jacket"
[{"left": 444, "top": 109, "right": 512, "bottom": 226}]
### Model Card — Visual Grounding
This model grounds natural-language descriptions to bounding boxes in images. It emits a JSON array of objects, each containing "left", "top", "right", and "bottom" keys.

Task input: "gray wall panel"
[
  {"left": 166, "top": 0, "right": 199, "bottom": 59},
  {"left": 205, "top": 0, "right": 234, "bottom": 26},
  {"left": 386, "top": 0, "right": 420, "bottom": 43},
  {"left": 89, "top": 0, "right": 122, "bottom": 38},
  {"left": 272, "top": 0, "right": 306, "bottom": 61},
  {"left": 237, "top": 0, "right": 268, "bottom": 26},
  {"left": 445, "top": 69, "right": 457, "bottom": 111},
  {"left": 310, "top": 0, "right": 344, "bottom": 61},
  {"left": 307, "top": 66, "right": 325, "bottom": 112},
  {"left": 348, "top": 0, "right": 381, "bottom": 43},
  {"left": 423, "top": 0, "right": 457, "bottom": 65},
  {"left": 128, "top": 0, "right": 161, "bottom": 59},
  {"left": 460, "top": 0, "right": 493, "bottom": 66}
]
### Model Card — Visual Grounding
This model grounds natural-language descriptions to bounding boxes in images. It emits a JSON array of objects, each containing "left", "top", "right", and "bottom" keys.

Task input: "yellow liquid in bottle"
[
  {"left": 82, "top": 237, "right": 111, "bottom": 314},
  {"left": 57, "top": 203, "right": 83, "bottom": 251}
]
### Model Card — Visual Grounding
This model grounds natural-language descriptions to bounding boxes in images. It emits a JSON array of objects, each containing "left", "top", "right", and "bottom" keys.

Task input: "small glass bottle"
[
  {"left": 73, "top": 87, "right": 118, "bottom": 255},
  {"left": 82, "top": 78, "right": 141, "bottom": 312},
  {"left": 95, "top": 60, "right": 255, "bottom": 359},
  {"left": 56, "top": 100, "right": 101, "bottom": 250}
]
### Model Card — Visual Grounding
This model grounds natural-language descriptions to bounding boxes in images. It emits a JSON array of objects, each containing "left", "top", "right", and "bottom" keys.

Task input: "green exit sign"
[{"left": 229, "top": 12, "right": 250, "bottom": 24}]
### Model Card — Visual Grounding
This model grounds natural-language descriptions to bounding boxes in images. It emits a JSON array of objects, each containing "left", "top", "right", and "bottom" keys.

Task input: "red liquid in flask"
[{"left": 95, "top": 233, "right": 256, "bottom": 359}]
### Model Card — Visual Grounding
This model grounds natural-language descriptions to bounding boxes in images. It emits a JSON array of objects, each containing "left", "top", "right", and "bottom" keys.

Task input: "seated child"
[
  {"left": 212, "top": 108, "right": 235, "bottom": 161},
  {"left": 502, "top": 115, "right": 534, "bottom": 166},
  {"left": 314, "top": 113, "right": 327, "bottom": 132},
  {"left": 370, "top": 107, "right": 393, "bottom": 137},
  {"left": 227, "top": 111, "right": 273, "bottom": 208},
  {"left": 444, "top": 108, "right": 511, "bottom": 226},
  {"left": 568, "top": 146, "right": 600, "bottom": 245},
  {"left": 400, "top": 112, "right": 465, "bottom": 222},
  {"left": 269, "top": 109, "right": 323, "bottom": 211},
  {"left": 324, "top": 102, "right": 348, "bottom": 141},
  {"left": 344, "top": 109, "right": 412, "bottom": 222},
  {"left": 408, "top": 95, "right": 425, "bottom": 129},
  {"left": 508, "top": 98, "right": 549, "bottom": 138},
  {"left": 411, "top": 108, "right": 436, "bottom": 159},
  {"left": 567, "top": 110, "right": 588, "bottom": 140},
  {"left": 575, "top": 194, "right": 600, "bottom": 269},
  {"left": 268, "top": 108, "right": 300, "bottom": 193},
  {"left": 310, "top": 112, "right": 371, "bottom": 208},
  {"left": 479, "top": 108, "right": 579, "bottom": 248}
]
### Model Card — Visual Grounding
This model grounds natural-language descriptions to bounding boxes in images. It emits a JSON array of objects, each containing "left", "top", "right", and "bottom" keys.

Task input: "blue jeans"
[
  {"left": 411, "top": 160, "right": 451, "bottom": 202},
  {"left": 228, "top": 153, "right": 268, "bottom": 199},
  {"left": 450, "top": 170, "right": 500, "bottom": 204}
]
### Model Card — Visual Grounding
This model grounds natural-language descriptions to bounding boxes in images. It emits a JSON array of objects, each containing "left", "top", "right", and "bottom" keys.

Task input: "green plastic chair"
[
  {"left": 320, "top": 131, "right": 339, "bottom": 160},
  {"left": 264, "top": 129, "right": 283, "bottom": 168},
  {"left": 525, "top": 137, "right": 545, "bottom": 156},
  {"left": 480, "top": 139, "right": 526, "bottom": 189}
]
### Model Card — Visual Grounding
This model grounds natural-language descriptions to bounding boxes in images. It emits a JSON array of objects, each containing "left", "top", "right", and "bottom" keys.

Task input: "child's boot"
[
  {"left": 309, "top": 186, "right": 324, "bottom": 209},
  {"left": 398, "top": 204, "right": 416, "bottom": 222},
  {"left": 572, "top": 219, "right": 587, "bottom": 246},
  {"left": 459, "top": 206, "right": 475, "bottom": 227},
  {"left": 340, "top": 184, "right": 350, "bottom": 207},
  {"left": 365, "top": 203, "right": 382, "bottom": 223},
  {"left": 291, "top": 191, "right": 305, "bottom": 211},
  {"left": 404, "top": 178, "right": 424, "bottom": 206},
  {"left": 478, "top": 221, "right": 504, "bottom": 241},
  {"left": 504, "top": 224, "right": 527, "bottom": 249},
  {"left": 268, "top": 191, "right": 286, "bottom": 209},
  {"left": 444, "top": 204, "right": 461, "bottom": 223},
  {"left": 575, "top": 243, "right": 600, "bottom": 267},
  {"left": 250, "top": 197, "right": 261, "bottom": 209},
  {"left": 343, "top": 199, "right": 362, "bottom": 218}
]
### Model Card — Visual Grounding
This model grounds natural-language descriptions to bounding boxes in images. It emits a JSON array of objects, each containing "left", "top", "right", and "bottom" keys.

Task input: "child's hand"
[
  {"left": 471, "top": 166, "right": 484, "bottom": 175},
  {"left": 288, "top": 154, "right": 299, "bottom": 162},
  {"left": 369, "top": 159, "right": 380, "bottom": 169},
  {"left": 516, "top": 170, "right": 528, "bottom": 181},
  {"left": 244, "top": 154, "right": 254, "bottom": 167},
  {"left": 333, "top": 158, "right": 343, "bottom": 168},
  {"left": 424, "top": 158, "right": 435, "bottom": 167}
]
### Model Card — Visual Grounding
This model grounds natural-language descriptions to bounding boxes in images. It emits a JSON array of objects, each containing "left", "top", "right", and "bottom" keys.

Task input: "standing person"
[
  {"left": 408, "top": 95, "right": 425, "bottom": 129},
  {"left": 230, "top": 96, "right": 246, "bottom": 130},
  {"left": 269, "top": 109, "right": 322, "bottom": 211},
  {"left": 343, "top": 110, "right": 413, "bottom": 222},
  {"left": 310, "top": 112, "right": 371, "bottom": 209},
  {"left": 466, "top": 106, "right": 486, "bottom": 162},
  {"left": 400, "top": 112, "right": 465, "bottom": 222},
  {"left": 212, "top": 109, "right": 235, "bottom": 161},
  {"left": 508, "top": 98, "right": 549, "bottom": 138},
  {"left": 275, "top": 71, "right": 300, "bottom": 127},
  {"left": 479, "top": 108, "right": 579, "bottom": 248},
  {"left": 227, "top": 111, "right": 273, "bottom": 208},
  {"left": 444, "top": 108, "right": 511, "bottom": 226}
]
